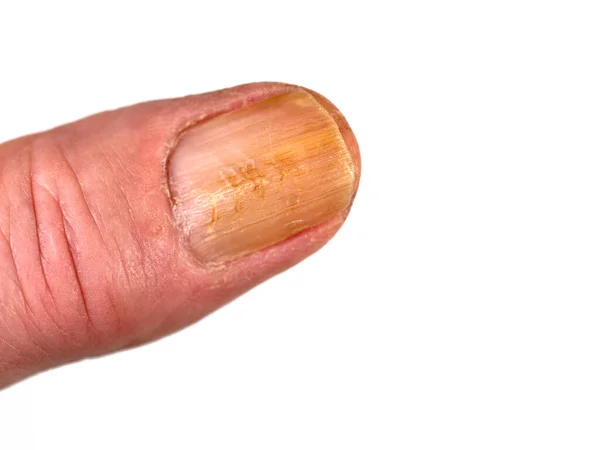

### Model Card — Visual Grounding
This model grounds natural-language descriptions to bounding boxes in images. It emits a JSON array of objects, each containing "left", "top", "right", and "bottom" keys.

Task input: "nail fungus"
[{"left": 168, "top": 91, "right": 357, "bottom": 266}]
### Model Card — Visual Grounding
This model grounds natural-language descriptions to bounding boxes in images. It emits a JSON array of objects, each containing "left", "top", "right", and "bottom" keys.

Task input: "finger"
[{"left": 0, "top": 82, "right": 361, "bottom": 388}]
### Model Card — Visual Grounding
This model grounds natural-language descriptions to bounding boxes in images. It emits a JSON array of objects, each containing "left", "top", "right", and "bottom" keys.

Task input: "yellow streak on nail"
[{"left": 169, "top": 91, "right": 356, "bottom": 266}]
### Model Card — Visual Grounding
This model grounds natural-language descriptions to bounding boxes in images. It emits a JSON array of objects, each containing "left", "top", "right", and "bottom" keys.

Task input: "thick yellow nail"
[{"left": 168, "top": 90, "right": 357, "bottom": 266}]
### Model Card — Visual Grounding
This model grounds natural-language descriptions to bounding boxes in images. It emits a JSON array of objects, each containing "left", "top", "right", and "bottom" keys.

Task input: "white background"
[{"left": 1, "top": 1, "right": 600, "bottom": 448}]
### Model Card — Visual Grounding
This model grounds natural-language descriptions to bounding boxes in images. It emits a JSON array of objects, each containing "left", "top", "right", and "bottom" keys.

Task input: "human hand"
[{"left": 0, "top": 82, "right": 360, "bottom": 388}]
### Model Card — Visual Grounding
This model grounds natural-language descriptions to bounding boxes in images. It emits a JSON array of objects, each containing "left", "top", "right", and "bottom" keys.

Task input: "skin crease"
[{"left": 0, "top": 82, "right": 361, "bottom": 388}]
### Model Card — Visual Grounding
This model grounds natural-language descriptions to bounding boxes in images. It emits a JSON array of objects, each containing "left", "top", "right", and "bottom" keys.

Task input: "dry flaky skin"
[
  {"left": 169, "top": 91, "right": 356, "bottom": 266},
  {"left": 0, "top": 82, "right": 361, "bottom": 389}
]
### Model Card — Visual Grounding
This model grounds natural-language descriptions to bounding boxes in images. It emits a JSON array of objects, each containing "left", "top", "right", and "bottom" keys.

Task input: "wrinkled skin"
[{"left": 0, "top": 82, "right": 361, "bottom": 388}]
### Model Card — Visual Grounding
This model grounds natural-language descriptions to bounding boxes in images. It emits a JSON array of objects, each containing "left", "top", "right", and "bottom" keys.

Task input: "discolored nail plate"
[{"left": 168, "top": 90, "right": 357, "bottom": 266}]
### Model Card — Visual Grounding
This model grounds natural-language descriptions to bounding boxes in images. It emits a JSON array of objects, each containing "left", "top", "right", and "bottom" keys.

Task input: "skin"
[{"left": 0, "top": 82, "right": 361, "bottom": 389}]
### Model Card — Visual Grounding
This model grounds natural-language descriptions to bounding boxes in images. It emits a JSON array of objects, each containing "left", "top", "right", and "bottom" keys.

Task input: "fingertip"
[{"left": 168, "top": 85, "right": 361, "bottom": 269}]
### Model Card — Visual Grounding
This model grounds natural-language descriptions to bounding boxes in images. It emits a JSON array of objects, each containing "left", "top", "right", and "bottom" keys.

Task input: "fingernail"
[{"left": 168, "top": 90, "right": 357, "bottom": 266}]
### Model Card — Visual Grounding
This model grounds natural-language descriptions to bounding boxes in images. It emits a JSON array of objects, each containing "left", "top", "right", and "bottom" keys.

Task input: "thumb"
[{"left": 0, "top": 82, "right": 360, "bottom": 388}]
